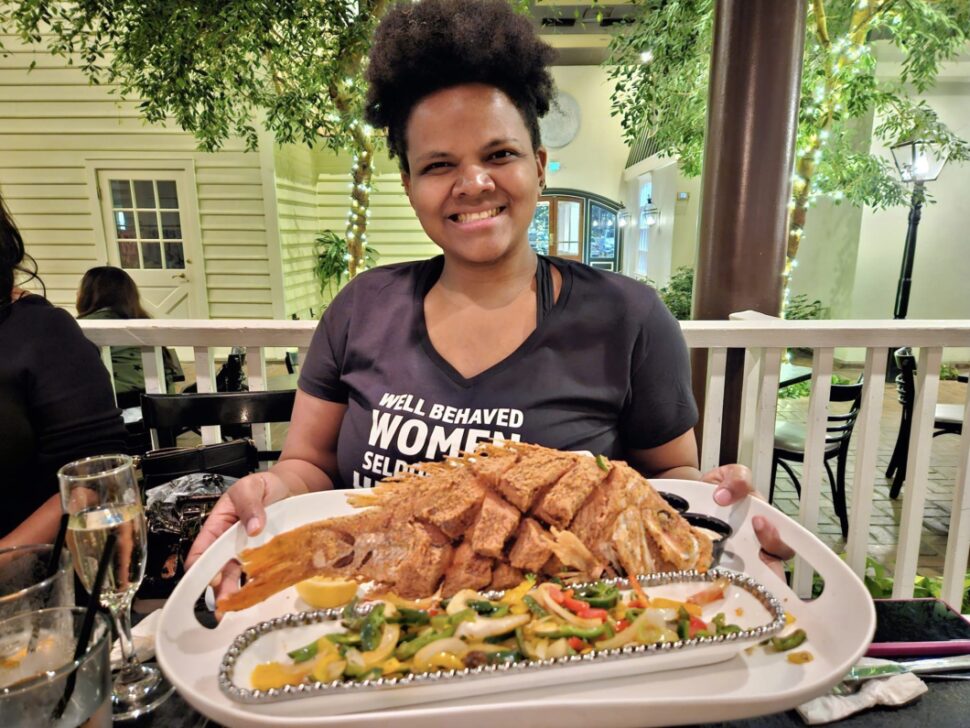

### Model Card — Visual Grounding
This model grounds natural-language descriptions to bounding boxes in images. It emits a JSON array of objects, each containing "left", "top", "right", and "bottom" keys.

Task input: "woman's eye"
[
  {"left": 489, "top": 150, "right": 518, "bottom": 161},
  {"left": 421, "top": 161, "right": 451, "bottom": 174}
]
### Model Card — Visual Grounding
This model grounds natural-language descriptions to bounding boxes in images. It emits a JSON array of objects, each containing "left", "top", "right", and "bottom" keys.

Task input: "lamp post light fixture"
[
  {"left": 889, "top": 140, "right": 947, "bottom": 320},
  {"left": 887, "top": 140, "right": 947, "bottom": 377}
]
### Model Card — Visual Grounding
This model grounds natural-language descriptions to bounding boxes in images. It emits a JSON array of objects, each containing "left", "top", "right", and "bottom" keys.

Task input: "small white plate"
[{"left": 157, "top": 480, "right": 876, "bottom": 727}]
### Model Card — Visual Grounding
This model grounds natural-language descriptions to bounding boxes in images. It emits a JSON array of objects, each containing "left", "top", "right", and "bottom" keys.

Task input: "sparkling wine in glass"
[{"left": 58, "top": 454, "right": 173, "bottom": 721}]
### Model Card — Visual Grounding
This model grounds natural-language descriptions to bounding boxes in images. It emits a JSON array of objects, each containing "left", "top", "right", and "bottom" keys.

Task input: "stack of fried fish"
[{"left": 219, "top": 442, "right": 713, "bottom": 612}]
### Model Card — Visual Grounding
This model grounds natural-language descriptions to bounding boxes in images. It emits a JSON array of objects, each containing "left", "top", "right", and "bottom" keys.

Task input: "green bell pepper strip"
[
  {"left": 534, "top": 623, "right": 609, "bottom": 640},
  {"left": 486, "top": 649, "right": 522, "bottom": 665},
  {"left": 468, "top": 600, "right": 499, "bottom": 615},
  {"left": 448, "top": 608, "right": 477, "bottom": 625},
  {"left": 515, "top": 626, "right": 527, "bottom": 656},
  {"left": 390, "top": 607, "right": 430, "bottom": 626},
  {"left": 676, "top": 607, "right": 691, "bottom": 641},
  {"left": 394, "top": 625, "right": 457, "bottom": 660},
  {"left": 357, "top": 667, "right": 383, "bottom": 682},
  {"left": 286, "top": 638, "right": 319, "bottom": 663},
  {"left": 325, "top": 632, "right": 361, "bottom": 646},
  {"left": 522, "top": 595, "right": 548, "bottom": 617},
  {"left": 340, "top": 597, "right": 364, "bottom": 631},
  {"left": 771, "top": 629, "right": 807, "bottom": 652},
  {"left": 595, "top": 454, "right": 610, "bottom": 472},
  {"left": 359, "top": 604, "right": 386, "bottom": 652},
  {"left": 574, "top": 582, "right": 620, "bottom": 609}
]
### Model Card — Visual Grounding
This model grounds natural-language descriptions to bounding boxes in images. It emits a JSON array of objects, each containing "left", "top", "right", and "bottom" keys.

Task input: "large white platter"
[{"left": 157, "top": 480, "right": 876, "bottom": 727}]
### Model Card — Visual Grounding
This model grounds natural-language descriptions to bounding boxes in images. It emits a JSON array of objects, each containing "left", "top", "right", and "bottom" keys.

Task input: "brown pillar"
[{"left": 691, "top": 0, "right": 807, "bottom": 464}]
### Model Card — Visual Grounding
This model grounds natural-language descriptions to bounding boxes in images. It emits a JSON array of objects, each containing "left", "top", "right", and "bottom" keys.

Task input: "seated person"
[
  {"left": 0, "top": 197, "right": 127, "bottom": 547},
  {"left": 76, "top": 266, "right": 184, "bottom": 409}
]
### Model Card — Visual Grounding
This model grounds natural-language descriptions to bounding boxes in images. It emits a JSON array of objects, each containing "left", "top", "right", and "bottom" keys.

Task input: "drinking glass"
[
  {"left": 0, "top": 544, "right": 74, "bottom": 622},
  {"left": 0, "top": 606, "right": 111, "bottom": 727},
  {"left": 58, "top": 455, "right": 173, "bottom": 720}
]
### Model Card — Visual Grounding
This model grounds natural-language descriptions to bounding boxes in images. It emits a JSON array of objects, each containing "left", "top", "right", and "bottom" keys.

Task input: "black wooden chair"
[
  {"left": 886, "top": 347, "right": 964, "bottom": 499},
  {"left": 140, "top": 389, "right": 297, "bottom": 462},
  {"left": 769, "top": 379, "right": 864, "bottom": 538}
]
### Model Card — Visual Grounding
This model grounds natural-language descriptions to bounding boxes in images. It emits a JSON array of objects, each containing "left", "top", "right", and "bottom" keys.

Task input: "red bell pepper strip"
[
  {"left": 688, "top": 615, "right": 709, "bottom": 638},
  {"left": 567, "top": 636, "right": 587, "bottom": 652},
  {"left": 576, "top": 606, "right": 608, "bottom": 621},
  {"left": 562, "top": 596, "right": 591, "bottom": 613}
]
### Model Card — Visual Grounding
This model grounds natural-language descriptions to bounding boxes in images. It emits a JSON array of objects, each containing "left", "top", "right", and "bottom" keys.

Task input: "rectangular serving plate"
[{"left": 219, "top": 568, "right": 785, "bottom": 717}]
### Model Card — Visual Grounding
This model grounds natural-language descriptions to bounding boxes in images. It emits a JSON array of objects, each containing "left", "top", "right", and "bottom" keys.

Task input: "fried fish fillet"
[{"left": 217, "top": 442, "right": 713, "bottom": 612}]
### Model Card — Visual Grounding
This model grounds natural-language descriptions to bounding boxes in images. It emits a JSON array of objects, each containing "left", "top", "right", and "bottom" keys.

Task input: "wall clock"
[{"left": 540, "top": 90, "right": 581, "bottom": 149}]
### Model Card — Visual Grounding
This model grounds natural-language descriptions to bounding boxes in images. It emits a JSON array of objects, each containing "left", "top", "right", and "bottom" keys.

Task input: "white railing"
[{"left": 79, "top": 317, "right": 970, "bottom": 607}]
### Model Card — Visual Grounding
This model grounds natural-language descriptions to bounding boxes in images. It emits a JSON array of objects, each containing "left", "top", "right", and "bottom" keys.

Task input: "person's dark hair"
[
  {"left": 76, "top": 266, "right": 151, "bottom": 319},
  {"left": 0, "top": 193, "right": 43, "bottom": 309},
  {"left": 365, "top": 0, "right": 556, "bottom": 173}
]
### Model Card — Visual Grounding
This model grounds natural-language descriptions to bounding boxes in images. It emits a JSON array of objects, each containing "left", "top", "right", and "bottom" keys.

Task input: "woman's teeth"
[{"left": 454, "top": 207, "right": 502, "bottom": 223}]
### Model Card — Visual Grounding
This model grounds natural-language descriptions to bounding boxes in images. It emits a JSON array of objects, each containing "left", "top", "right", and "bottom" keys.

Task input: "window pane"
[
  {"left": 528, "top": 202, "right": 550, "bottom": 255},
  {"left": 118, "top": 240, "right": 139, "bottom": 268},
  {"left": 589, "top": 204, "right": 616, "bottom": 259},
  {"left": 556, "top": 200, "right": 581, "bottom": 255},
  {"left": 138, "top": 211, "right": 159, "bottom": 239},
  {"left": 160, "top": 211, "right": 182, "bottom": 240},
  {"left": 110, "top": 180, "right": 132, "bottom": 208},
  {"left": 164, "top": 242, "right": 185, "bottom": 269},
  {"left": 134, "top": 180, "right": 156, "bottom": 208},
  {"left": 114, "top": 210, "right": 136, "bottom": 239},
  {"left": 157, "top": 180, "right": 179, "bottom": 209},
  {"left": 142, "top": 242, "right": 162, "bottom": 269}
]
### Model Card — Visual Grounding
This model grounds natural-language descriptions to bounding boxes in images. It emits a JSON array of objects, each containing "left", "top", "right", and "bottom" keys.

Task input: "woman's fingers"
[
  {"left": 213, "top": 560, "right": 244, "bottom": 619},
  {"left": 701, "top": 463, "right": 756, "bottom": 506},
  {"left": 185, "top": 493, "right": 241, "bottom": 570},
  {"left": 229, "top": 474, "right": 270, "bottom": 537},
  {"left": 752, "top": 515, "right": 796, "bottom": 561}
]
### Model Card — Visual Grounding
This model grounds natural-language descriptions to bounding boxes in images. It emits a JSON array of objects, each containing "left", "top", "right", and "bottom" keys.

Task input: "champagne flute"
[{"left": 58, "top": 454, "right": 173, "bottom": 720}]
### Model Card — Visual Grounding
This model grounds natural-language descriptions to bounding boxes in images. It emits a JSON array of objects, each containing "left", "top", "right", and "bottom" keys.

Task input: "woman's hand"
[
  {"left": 186, "top": 470, "right": 294, "bottom": 567},
  {"left": 701, "top": 464, "right": 795, "bottom": 577},
  {"left": 185, "top": 471, "right": 294, "bottom": 607}
]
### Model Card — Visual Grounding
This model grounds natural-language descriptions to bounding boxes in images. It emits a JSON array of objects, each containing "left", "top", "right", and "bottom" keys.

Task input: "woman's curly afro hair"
[{"left": 365, "top": 0, "right": 556, "bottom": 172}]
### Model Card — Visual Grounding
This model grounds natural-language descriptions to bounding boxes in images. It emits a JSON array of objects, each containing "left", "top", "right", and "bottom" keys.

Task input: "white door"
[{"left": 96, "top": 170, "right": 204, "bottom": 318}]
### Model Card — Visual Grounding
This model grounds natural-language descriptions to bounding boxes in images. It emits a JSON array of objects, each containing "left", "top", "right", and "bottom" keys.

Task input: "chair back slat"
[
  {"left": 141, "top": 390, "right": 297, "bottom": 461},
  {"left": 701, "top": 347, "right": 727, "bottom": 473}
]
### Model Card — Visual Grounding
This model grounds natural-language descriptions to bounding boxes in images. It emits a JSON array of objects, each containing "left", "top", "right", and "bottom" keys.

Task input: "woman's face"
[{"left": 402, "top": 84, "right": 546, "bottom": 267}]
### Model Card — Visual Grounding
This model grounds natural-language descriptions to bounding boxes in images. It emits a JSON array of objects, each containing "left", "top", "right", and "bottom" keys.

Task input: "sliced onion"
[
  {"left": 455, "top": 613, "right": 529, "bottom": 640},
  {"left": 596, "top": 608, "right": 667, "bottom": 650},
  {"left": 446, "top": 589, "right": 482, "bottom": 616},
  {"left": 546, "top": 638, "right": 570, "bottom": 659},
  {"left": 412, "top": 637, "right": 469, "bottom": 672}
]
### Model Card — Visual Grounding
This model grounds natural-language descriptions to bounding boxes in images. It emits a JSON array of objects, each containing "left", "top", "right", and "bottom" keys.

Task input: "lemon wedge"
[{"left": 295, "top": 577, "right": 359, "bottom": 609}]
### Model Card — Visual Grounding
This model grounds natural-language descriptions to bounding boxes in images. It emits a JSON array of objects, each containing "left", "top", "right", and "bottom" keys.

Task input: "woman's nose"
[{"left": 453, "top": 166, "right": 495, "bottom": 197}]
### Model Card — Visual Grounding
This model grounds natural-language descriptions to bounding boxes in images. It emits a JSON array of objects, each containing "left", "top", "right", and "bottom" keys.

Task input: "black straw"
[
  {"left": 52, "top": 532, "right": 116, "bottom": 722},
  {"left": 46, "top": 513, "right": 69, "bottom": 579}
]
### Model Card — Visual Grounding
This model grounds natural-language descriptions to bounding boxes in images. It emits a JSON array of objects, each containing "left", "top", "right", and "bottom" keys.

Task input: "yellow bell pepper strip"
[
  {"left": 499, "top": 575, "right": 536, "bottom": 605},
  {"left": 394, "top": 625, "right": 457, "bottom": 660},
  {"left": 771, "top": 629, "right": 807, "bottom": 652}
]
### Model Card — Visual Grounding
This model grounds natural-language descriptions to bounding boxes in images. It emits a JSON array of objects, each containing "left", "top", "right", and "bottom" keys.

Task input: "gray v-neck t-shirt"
[{"left": 298, "top": 256, "right": 697, "bottom": 488}]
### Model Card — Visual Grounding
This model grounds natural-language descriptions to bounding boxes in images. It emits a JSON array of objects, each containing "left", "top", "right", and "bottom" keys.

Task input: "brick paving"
[{"left": 771, "top": 364, "right": 966, "bottom": 578}]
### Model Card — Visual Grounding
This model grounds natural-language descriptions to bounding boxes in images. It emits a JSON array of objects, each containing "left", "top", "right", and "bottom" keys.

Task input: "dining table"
[{"left": 122, "top": 673, "right": 970, "bottom": 728}]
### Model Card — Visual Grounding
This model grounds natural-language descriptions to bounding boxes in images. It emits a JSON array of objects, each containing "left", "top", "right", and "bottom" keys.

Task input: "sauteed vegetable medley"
[{"left": 250, "top": 576, "right": 747, "bottom": 690}]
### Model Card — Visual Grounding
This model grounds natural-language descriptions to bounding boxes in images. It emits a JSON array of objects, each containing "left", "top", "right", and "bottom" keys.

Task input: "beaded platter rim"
[{"left": 218, "top": 568, "right": 786, "bottom": 705}]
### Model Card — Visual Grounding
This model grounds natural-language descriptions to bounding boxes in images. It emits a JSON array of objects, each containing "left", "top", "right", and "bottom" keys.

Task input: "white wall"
[
  {"left": 545, "top": 67, "right": 629, "bottom": 203},
  {"left": 0, "top": 34, "right": 282, "bottom": 319}
]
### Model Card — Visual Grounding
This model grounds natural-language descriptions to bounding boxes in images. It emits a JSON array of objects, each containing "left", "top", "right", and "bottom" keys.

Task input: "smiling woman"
[{"left": 189, "top": 0, "right": 789, "bottom": 602}]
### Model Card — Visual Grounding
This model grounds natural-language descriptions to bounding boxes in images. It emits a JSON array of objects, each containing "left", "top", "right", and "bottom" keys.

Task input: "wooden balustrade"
[{"left": 79, "top": 316, "right": 970, "bottom": 606}]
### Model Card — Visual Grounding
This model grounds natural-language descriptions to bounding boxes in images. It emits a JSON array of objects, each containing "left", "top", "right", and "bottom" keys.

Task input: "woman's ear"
[
  {"left": 400, "top": 171, "right": 411, "bottom": 199},
  {"left": 535, "top": 146, "right": 548, "bottom": 195}
]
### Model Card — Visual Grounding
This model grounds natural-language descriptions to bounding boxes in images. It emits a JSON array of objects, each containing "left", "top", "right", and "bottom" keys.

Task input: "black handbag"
[{"left": 138, "top": 439, "right": 258, "bottom": 489}]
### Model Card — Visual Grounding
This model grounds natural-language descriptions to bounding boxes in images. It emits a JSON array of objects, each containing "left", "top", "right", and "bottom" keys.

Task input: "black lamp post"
[{"left": 887, "top": 140, "right": 947, "bottom": 376}]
